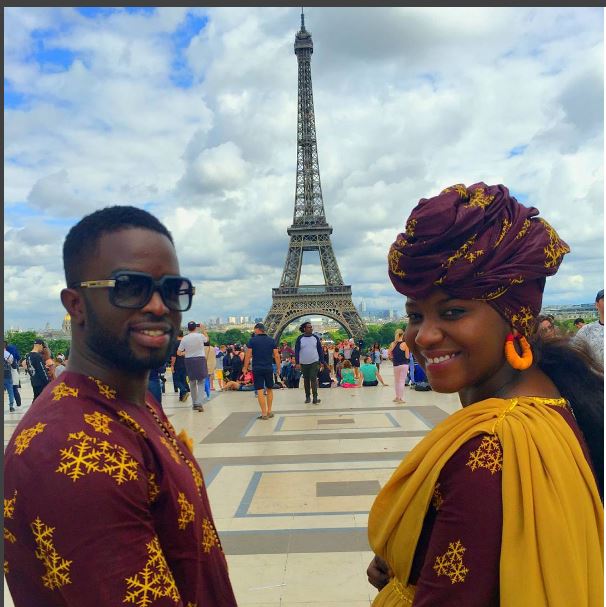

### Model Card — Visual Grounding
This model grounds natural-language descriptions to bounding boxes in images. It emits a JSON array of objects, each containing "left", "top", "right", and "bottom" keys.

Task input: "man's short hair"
[
  {"left": 63, "top": 205, "right": 174, "bottom": 286},
  {"left": 254, "top": 322, "right": 266, "bottom": 331},
  {"left": 299, "top": 320, "right": 311, "bottom": 332},
  {"left": 574, "top": 318, "right": 585, "bottom": 325},
  {"left": 187, "top": 321, "right": 197, "bottom": 331},
  {"left": 33, "top": 338, "right": 45, "bottom": 346},
  {"left": 596, "top": 289, "right": 604, "bottom": 302}
]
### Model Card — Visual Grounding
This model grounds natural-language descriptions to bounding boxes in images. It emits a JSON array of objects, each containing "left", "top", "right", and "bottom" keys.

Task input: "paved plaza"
[{"left": 4, "top": 364, "right": 462, "bottom": 606}]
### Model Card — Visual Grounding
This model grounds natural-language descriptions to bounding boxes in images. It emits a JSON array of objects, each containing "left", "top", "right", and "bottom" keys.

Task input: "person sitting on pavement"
[
  {"left": 360, "top": 356, "right": 388, "bottom": 387},
  {"left": 340, "top": 360, "right": 358, "bottom": 388},
  {"left": 318, "top": 362, "right": 334, "bottom": 388}
]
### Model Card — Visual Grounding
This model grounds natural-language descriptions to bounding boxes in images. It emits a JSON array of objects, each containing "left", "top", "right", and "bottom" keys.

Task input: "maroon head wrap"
[{"left": 388, "top": 182, "right": 570, "bottom": 336}]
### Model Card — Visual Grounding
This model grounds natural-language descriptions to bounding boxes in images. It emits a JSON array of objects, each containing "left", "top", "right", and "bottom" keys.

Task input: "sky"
[{"left": 4, "top": 7, "right": 604, "bottom": 331}]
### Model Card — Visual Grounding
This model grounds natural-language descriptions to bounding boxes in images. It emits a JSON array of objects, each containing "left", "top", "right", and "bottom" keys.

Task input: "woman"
[
  {"left": 388, "top": 328, "right": 409, "bottom": 403},
  {"left": 360, "top": 356, "right": 388, "bottom": 387},
  {"left": 318, "top": 362, "right": 334, "bottom": 388},
  {"left": 366, "top": 183, "right": 603, "bottom": 606},
  {"left": 340, "top": 360, "right": 358, "bottom": 388},
  {"left": 371, "top": 342, "right": 382, "bottom": 370}
]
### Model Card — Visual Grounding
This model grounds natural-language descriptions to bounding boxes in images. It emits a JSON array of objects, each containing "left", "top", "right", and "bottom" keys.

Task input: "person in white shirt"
[
  {"left": 177, "top": 321, "right": 209, "bottom": 411},
  {"left": 4, "top": 343, "right": 16, "bottom": 412},
  {"left": 574, "top": 289, "right": 604, "bottom": 364}
]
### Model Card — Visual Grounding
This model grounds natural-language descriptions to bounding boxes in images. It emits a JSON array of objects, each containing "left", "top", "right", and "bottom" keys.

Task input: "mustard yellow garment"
[{"left": 367, "top": 397, "right": 603, "bottom": 606}]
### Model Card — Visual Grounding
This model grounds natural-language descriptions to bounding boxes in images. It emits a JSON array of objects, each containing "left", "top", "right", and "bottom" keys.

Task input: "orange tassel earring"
[{"left": 504, "top": 333, "right": 533, "bottom": 370}]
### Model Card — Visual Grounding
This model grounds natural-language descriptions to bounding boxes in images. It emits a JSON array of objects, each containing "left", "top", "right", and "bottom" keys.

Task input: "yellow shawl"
[{"left": 368, "top": 397, "right": 603, "bottom": 606}]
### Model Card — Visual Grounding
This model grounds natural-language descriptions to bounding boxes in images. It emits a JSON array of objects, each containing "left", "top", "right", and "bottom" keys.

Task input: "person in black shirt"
[
  {"left": 231, "top": 346, "right": 244, "bottom": 381},
  {"left": 350, "top": 344, "right": 361, "bottom": 381},
  {"left": 170, "top": 330, "right": 190, "bottom": 402},
  {"left": 242, "top": 323, "right": 281, "bottom": 420},
  {"left": 318, "top": 362, "right": 334, "bottom": 388},
  {"left": 23, "top": 339, "right": 50, "bottom": 401}
]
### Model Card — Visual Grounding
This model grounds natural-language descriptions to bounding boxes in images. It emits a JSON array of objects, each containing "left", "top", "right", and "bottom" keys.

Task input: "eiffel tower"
[{"left": 264, "top": 10, "right": 366, "bottom": 341}]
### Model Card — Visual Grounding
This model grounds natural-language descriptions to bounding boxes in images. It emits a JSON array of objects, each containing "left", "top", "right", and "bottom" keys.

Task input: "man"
[
  {"left": 574, "top": 289, "right": 604, "bottom": 364},
  {"left": 294, "top": 320, "right": 324, "bottom": 404},
  {"left": 170, "top": 330, "right": 190, "bottom": 401},
  {"left": 4, "top": 205, "right": 236, "bottom": 606},
  {"left": 6, "top": 342, "right": 22, "bottom": 407},
  {"left": 573, "top": 318, "right": 586, "bottom": 331},
  {"left": 4, "top": 342, "right": 16, "bottom": 412},
  {"left": 23, "top": 338, "right": 50, "bottom": 401},
  {"left": 177, "top": 320, "right": 209, "bottom": 411},
  {"left": 242, "top": 323, "right": 281, "bottom": 420}
]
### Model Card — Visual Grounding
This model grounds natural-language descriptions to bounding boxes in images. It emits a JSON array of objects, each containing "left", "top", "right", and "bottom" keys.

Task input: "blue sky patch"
[
  {"left": 170, "top": 11, "right": 208, "bottom": 88},
  {"left": 508, "top": 145, "right": 528, "bottom": 157},
  {"left": 4, "top": 80, "right": 29, "bottom": 109}
]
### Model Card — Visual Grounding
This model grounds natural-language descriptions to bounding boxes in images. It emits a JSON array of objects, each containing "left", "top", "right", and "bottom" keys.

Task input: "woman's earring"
[{"left": 504, "top": 333, "right": 533, "bottom": 370}]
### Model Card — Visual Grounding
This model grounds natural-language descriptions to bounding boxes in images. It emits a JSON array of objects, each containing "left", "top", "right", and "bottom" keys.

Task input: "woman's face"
[{"left": 405, "top": 289, "right": 512, "bottom": 401}]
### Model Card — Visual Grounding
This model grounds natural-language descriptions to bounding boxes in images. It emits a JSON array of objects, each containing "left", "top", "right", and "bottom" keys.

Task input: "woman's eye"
[
  {"left": 406, "top": 313, "right": 421, "bottom": 323},
  {"left": 443, "top": 308, "right": 465, "bottom": 318}
]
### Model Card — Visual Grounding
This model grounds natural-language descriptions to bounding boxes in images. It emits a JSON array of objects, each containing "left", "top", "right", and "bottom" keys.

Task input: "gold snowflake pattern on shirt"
[
  {"left": 50, "top": 382, "right": 79, "bottom": 401},
  {"left": 14, "top": 422, "right": 47, "bottom": 455},
  {"left": 433, "top": 539, "right": 469, "bottom": 584},
  {"left": 201, "top": 518, "right": 220, "bottom": 554},
  {"left": 88, "top": 376, "right": 117, "bottom": 400},
  {"left": 177, "top": 493, "right": 195, "bottom": 530},
  {"left": 466, "top": 435, "right": 503, "bottom": 474},
  {"left": 148, "top": 473, "right": 160, "bottom": 504},
  {"left": 31, "top": 517, "right": 73, "bottom": 590},
  {"left": 117, "top": 411, "right": 147, "bottom": 437},
  {"left": 539, "top": 218, "right": 570, "bottom": 269},
  {"left": 84, "top": 411, "right": 113, "bottom": 435},
  {"left": 123, "top": 536, "right": 180, "bottom": 607},
  {"left": 4, "top": 490, "right": 17, "bottom": 544},
  {"left": 56, "top": 431, "right": 138, "bottom": 485}
]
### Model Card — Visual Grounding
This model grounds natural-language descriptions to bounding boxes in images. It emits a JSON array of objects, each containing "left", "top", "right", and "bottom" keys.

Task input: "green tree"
[
  {"left": 4, "top": 331, "right": 41, "bottom": 358},
  {"left": 47, "top": 338, "right": 71, "bottom": 357}
]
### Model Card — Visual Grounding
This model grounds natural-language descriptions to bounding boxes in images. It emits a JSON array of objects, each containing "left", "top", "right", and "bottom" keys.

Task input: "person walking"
[
  {"left": 388, "top": 328, "right": 409, "bottom": 403},
  {"left": 4, "top": 205, "right": 236, "bottom": 606},
  {"left": 177, "top": 321, "right": 209, "bottom": 411},
  {"left": 4, "top": 344, "right": 16, "bottom": 412},
  {"left": 295, "top": 320, "right": 324, "bottom": 404},
  {"left": 170, "top": 330, "right": 190, "bottom": 402},
  {"left": 242, "top": 323, "right": 281, "bottom": 420},
  {"left": 23, "top": 338, "right": 50, "bottom": 402}
]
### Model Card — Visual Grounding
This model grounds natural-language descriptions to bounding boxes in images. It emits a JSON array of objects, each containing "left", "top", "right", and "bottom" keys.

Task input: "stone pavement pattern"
[{"left": 4, "top": 365, "right": 461, "bottom": 606}]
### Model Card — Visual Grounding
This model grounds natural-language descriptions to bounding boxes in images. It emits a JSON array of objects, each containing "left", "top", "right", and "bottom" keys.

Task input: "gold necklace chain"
[{"left": 145, "top": 401, "right": 203, "bottom": 496}]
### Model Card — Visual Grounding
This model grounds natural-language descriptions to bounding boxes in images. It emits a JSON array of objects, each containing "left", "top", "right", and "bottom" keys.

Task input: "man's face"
[
  {"left": 596, "top": 298, "right": 604, "bottom": 321},
  {"left": 538, "top": 319, "right": 555, "bottom": 337},
  {"left": 303, "top": 323, "right": 313, "bottom": 335},
  {"left": 78, "top": 228, "right": 182, "bottom": 372}
]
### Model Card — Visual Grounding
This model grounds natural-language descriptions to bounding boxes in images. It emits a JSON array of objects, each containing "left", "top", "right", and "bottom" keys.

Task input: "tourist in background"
[
  {"left": 388, "top": 328, "right": 409, "bottom": 404},
  {"left": 340, "top": 360, "right": 358, "bottom": 388},
  {"left": 295, "top": 320, "right": 323, "bottom": 405},
  {"left": 360, "top": 356, "right": 388, "bottom": 387},
  {"left": 177, "top": 320, "right": 209, "bottom": 412},
  {"left": 574, "top": 289, "right": 604, "bottom": 364},
  {"left": 574, "top": 317, "right": 586, "bottom": 331},
  {"left": 5, "top": 341, "right": 22, "bottom": 408},
  {"left": 55, "top": 354, "right": 67, "bottom": 378},
  {"left": 371, "top": 342, "right": 382, "bottom": 370},
  {"left": 4, "top": 344, "right": 16, "bottom": 412},
  {"left": 350, "top": 342, "right": 362, "bottom": 380},
  {"left": 318, "top": 362, "right": 334, "bottom": 388},
  {"left": 171, "top": 329, "right": 190, "bottom": 402},
  {"left": 536, "top": 314, "right": 557, "bottom": 338},
  {"left": 23, "top": 338, "right": 50, "bottom": 402}
]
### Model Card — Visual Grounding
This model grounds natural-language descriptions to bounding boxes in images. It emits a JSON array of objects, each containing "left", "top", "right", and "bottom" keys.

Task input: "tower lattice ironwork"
[{"left": 264, "top": 11, "right": 366, "bottom": 341}]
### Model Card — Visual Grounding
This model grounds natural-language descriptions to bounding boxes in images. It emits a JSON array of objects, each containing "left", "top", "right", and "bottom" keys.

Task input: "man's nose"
[{"left": 143, "top": 289, "right": 170, "bottom": 316}]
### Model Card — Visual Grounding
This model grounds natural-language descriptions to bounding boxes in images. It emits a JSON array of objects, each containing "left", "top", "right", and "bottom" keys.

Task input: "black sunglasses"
[{"left": 70, "top": 271, "right": 196, "bottom": 312}]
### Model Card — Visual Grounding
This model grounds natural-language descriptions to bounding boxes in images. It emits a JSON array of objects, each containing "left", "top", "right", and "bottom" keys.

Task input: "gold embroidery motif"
[
  {"left": 148, "top": 473, "right": 160, "bottom": 504},
  {"left": 467, "top": 435, "right": 503, "bottom": 474},
  {"left": 539, "top": 218, "right": 570, "bottom": 269},
  {"left": 88, "top": 376, "right": 117, "bottom": 400},
  {"left": 390, "top": 577, "right": 415, "bottom": 604},
  {"left": 84, "top": 411, "right": 113, "bottom": 435},
  {"left": 56, "top": 431, "right": 138, "bottom": 484},
  {"left": 388, "top": 247, "right": 406, "bottom": 277},
  {"left": 177, "top": 493, "right": 195, "bottom": 530},
  {"left": 464, "top": 249, "right": 484, "bottom": 263},
  {"left": 441, "top": 184, "right": 468, "bottom": 198},
  {"left": 201, "top": 518, "right": 219, "bottom": 553},
  {"left": 405, "top": 217, "right": 417, "bottom": 237},
  {"left": 479, "top": 285, "right": 508, "bottom": 301},
  {"left": 443, "top": 234, "right": 477, "bottom": 269},
  {"left": 186, "top": 603, "right": 197, "bottom": 607},
  {"left": 123, "top": 536, "right": 180, "bottom": 606},
  {"left": 117, "top": 411, "right": 147, "bottom": 437},
  {"left": 515, "top": 218, "right": 531, "bottom": 240},
  {"left": 431, "top": 483, "right": 443, "bottom": 511},
  {"left": 14, "top": 422, "right": 47, "bottom": 455},
  {"left": 31, "top": 517, "right": 73, "bottom": 590},
  {"left": 4, "top": 490, "right": 17, "bottom": 543},
  {"left": 509, "top": 276, "right": 524, "bottom": 285},
  {"left": 433, "top": 539, "right": 469, "bottom": 584},
  {"left": 465, "top": 187, "right": 495, "bottom": 209},
  {"left": 50, "top": 382, "right": 79, "bottom": 401},
  {"left": 510, "top": 305, "right": 534, "bottom": 336},
  {"left": 3, "top": 561, "right": 8, "bottom": 575},
  {"left": 494, "top": 218, "right": 511, "bottom": 248},
  {"left": 190, "top": 466, "right": 204, "bottom": 493},
  {"left": 159, "top": 436, "right": 182, "bottom": 465}
]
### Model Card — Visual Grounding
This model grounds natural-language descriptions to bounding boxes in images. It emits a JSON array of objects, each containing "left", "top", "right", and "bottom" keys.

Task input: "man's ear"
[{"left": 60, "top": 288, "right": 86, "bottom": 326}]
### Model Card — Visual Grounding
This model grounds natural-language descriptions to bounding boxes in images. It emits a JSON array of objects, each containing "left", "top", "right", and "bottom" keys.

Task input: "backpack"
[{"left": 3, "top": 355, "right": 12, "bottom": 379}]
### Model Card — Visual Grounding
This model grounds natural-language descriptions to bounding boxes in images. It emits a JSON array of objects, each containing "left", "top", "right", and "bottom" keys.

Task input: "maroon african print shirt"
[{"left": 4, "top": 371, "right": 237, "bottom": 607}]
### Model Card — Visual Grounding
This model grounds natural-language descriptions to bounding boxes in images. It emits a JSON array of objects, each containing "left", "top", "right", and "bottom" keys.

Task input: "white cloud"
[{"left": 3, "top": 7, "right": 604, "bottom": 330}]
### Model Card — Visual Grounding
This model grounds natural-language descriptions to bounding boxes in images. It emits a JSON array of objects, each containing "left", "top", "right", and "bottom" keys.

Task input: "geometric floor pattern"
[{"left": 4, "top": 364, "right": 462, "bottom": 606}]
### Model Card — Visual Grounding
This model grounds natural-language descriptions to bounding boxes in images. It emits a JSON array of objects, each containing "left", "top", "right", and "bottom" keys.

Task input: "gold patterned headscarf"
[{"left": 387, "top": 182, "right": 570, "bottom": 336}]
